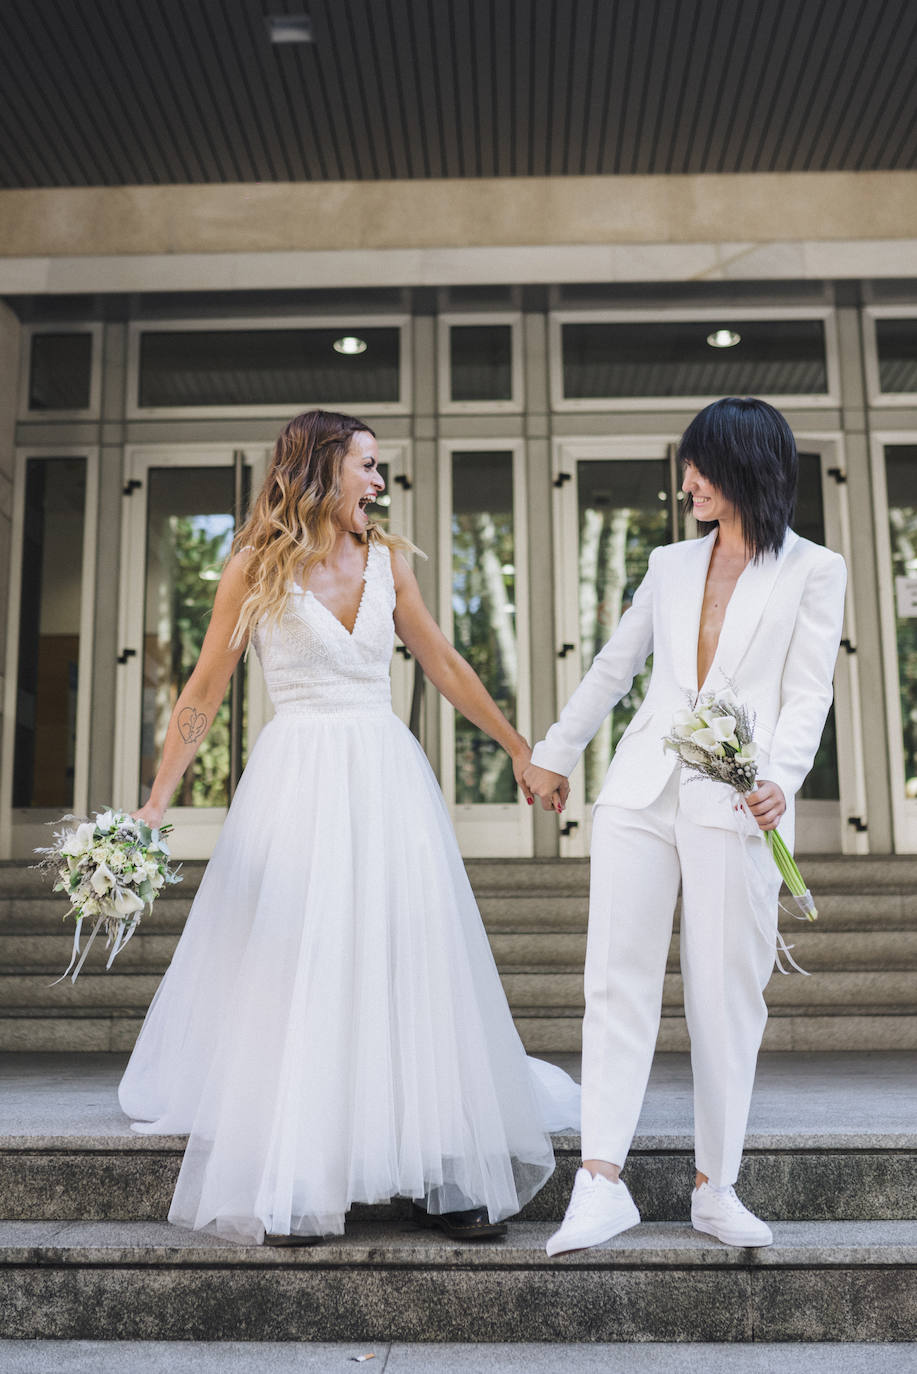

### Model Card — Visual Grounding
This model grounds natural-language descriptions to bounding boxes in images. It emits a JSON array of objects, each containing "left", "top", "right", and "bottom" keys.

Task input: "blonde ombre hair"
[{"left": 229, "top": 410, "right": 417, "bottom": 650}]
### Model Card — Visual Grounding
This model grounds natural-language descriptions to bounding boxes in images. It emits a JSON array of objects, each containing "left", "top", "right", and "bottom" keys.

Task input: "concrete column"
[
  {"left": 836, "top": 304, "right": 893, "bottom": 852},
  {"left": 0, "top": 303, "right": 19, "bottom": 705},
  {"left": 522, "top": 311, "right": 560, "bottom": 858},
  {"left": 411, "top": 312, "right": 440, "bottom": 772},
  {"left": 88, "top": 322, "right": 126, "bottom": 811}
]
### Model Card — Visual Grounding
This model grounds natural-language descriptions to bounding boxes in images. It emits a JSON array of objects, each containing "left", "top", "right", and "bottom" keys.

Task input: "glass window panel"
[
  {"left": 578, "top": 460, "right": 670, "bottom": 803},
  {"left": 885, "top": 445, "right": 917, "bottom": 802},
  {"left": 138, "top": 328, "right": 400, "bottom": 408},
  {"left": 13, "top": 458, "right": 87, "bottom": 807},
  {"left": 449, "top": 325, "right": 513, "bottom": 402},
  {"left": 876, "top": 319, "right": 917, "bottom": 393},
  {"left": 794, "top": 453, "right": 839, "bottom": 801},
  {"left": 562, "top": 319, "right": 827, "bottom": 399},
  {"left": 451, "top": 451, "right": 517, "bottom": 804},
  {"left": 28, "top": 333, "right": 93, "bottom": 411},
  {"left": 141, "top": 468, "right": 250, "bottom": 809}
]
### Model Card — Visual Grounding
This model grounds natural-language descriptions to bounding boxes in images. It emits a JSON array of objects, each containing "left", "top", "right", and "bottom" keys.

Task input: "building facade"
[{"left": 3, "top": 262, "right": 917, "bottom": 861}]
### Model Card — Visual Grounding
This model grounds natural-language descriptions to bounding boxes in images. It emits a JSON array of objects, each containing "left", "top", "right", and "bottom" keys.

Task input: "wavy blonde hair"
[{"left": 229, "top": 410, "right": 418, "bottom": 649}]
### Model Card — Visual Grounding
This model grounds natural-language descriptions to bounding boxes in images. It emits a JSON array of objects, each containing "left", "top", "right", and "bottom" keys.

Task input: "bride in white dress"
[{"left": 119, "top": 409, "right": 579, "bottom": 1246}]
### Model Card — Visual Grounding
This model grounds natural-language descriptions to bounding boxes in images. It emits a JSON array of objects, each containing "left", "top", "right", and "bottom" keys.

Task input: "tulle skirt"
[{"left": 119, "top": 709, "right": 579, "bottom": 1245}]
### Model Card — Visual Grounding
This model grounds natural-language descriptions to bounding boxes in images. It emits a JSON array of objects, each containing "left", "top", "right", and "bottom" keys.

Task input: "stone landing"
[{"left": 0, "top": 1052, "right": 914, "bottom": 1343}]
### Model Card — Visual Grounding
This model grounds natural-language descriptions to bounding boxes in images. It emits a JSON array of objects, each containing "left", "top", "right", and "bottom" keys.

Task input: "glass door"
[
  {"left": 793, "top": 445, "right": 866, "bottom": 854},
  {"left": 552, "top": 439, "right": 683, "bottom": 857},
  {"left": 439, "top": 439, "right": 532, "bottom": 857},
  {"left": 552, "top": 437, "right": 863, "bottom": 857},
  {"left": 114, "top": 447, "right": 270, "bottom": 859},
  {"left": 876, "top": 441, "right": 917, "bottom": 851},
  {"left": 1, "top": 449, "right": 99, "bottom": 858}
]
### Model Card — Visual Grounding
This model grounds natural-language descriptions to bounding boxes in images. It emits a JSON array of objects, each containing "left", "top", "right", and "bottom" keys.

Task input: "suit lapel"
[
  {"left": 671, "top": 532, "right": 717, "bottom": 697},
  {"left": 703, "top": 529, "right": 799, "bottom": 691}
]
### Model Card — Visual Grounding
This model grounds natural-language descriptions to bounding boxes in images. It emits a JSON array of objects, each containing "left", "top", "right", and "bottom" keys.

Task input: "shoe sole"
[
  {"left": 691, "top": 1217, "right": 773, "bottom": 1248},
  {"left": 411, "top": 1207, "right": 508, "bottom": 1241},
  {"left": 545, "top": 1201, "right": 641, "bottom": 1256}
]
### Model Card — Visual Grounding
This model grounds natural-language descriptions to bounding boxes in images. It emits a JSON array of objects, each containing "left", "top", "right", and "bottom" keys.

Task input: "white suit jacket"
[{"left": 531, "top": 530, "right": 847, "bottom": 840}]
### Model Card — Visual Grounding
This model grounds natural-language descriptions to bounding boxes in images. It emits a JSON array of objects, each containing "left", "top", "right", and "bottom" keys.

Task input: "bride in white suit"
[{"left": 524, "top": 397, "right": 847, "bottom": 1254}]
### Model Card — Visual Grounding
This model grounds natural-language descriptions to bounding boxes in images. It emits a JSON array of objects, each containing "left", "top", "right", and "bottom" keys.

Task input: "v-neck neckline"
[{"left": 295, "top": 544, "right": 372, "bottom": 638}]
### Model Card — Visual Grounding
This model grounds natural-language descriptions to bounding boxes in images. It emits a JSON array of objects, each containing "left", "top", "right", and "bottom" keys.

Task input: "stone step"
[
  {"left": 5, "top": 889, "right": 916, "bottom": 938},
  {"left": 3, "top": 1007, "right": 916, "bottom": 1057},
  {"left": 8, "top": 854, "right": 917, "bottom": 900},
  {"left": 5, "top": 926, "right": 916, "bottom": 976},
  {"left": 3, "top": 967, "right": 913, "bottom": 1015},
  {"left": 1, "top": 1218, "right": 915, "bottom": 1342},
  {"left": 514, "top": 1012, "right": 917, "bottom": 1054},
  {"left": 2, "top": 1129, "right": 912, "bottom": 1226},
  {"left": 501, "top": 969, "right": 917, "bottom": 1011}
]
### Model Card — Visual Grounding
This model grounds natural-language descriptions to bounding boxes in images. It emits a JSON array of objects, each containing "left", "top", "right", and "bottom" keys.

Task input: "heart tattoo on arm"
[{"left": 178, "top": 706, "right": 208, "bottom": 744}]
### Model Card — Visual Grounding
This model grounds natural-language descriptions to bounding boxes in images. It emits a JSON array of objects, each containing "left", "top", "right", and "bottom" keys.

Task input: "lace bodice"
[{"left": 252, "top": 540, "right": 396, "bottom": 716}]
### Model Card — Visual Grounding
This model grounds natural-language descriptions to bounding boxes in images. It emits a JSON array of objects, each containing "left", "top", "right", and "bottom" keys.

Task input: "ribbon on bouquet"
[
  {"left": 730, "top": 792, "right": 810, "bottom": 976},
  {"left": 50, "top": 910, "right": 141, "bottom": 986}
]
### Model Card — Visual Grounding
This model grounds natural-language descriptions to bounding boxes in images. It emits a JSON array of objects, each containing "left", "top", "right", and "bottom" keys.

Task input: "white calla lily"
[
  {"left": 90, "top": 862, "right": 116, "bottom": 895},
  {"left": 710, "top": 715, "right": 737, "bottom": 742},
  {"left": 112, "top": 887, "right": 145, "bottom": 916},
  {"left": 691, "top": 728, "right": 724, "bottom": 753}
]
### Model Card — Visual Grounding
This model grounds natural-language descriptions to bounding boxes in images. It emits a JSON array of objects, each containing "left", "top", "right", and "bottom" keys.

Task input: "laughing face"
[
  {"left": 681, "top": 459, "right": 737, "bottom": 526},
  {"left": 335, "top": 430, "right": 385, "bottom": 535}
]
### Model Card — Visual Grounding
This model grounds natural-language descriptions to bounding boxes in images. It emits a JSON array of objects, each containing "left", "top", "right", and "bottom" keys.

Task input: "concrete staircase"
[
  {"left": 1, "top": 856, "right": 915, "bottom": 1054},
  {"left": 1, "top": 1051, "right": 915, "bottom": 1342}
]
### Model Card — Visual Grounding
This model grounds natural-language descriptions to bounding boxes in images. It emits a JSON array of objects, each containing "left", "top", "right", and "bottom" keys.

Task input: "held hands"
[
  {"left": 522, "top": 762, "right": 570, "bottom": 814},
  {"left": 510, "top": 743, "right": 535, "bottom": 805},
  {"left": 744, "top": 780, "right": 786, "bottom": 831}
]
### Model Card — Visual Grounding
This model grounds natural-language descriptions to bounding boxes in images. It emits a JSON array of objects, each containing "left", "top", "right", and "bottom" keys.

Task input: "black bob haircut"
[{"left": 678, "top": 397, "right": 797, "bottom": 559}]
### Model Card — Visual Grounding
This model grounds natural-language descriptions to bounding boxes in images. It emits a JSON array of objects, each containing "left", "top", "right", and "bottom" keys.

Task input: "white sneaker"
[
  {"left": 691, "top": 1182, "right": 773, "bottom": 1247},
  {"left": 545, "top": 1167, "right": 641, "bottom": 1256}
]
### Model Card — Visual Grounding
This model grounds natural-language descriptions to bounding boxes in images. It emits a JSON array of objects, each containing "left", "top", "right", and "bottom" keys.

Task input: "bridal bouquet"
[
  {"left": 34, "top": 809, "right": 181, "bottom": 984},
  {"left": 664, "top": 689, "right": 817, "bottom": 921}
]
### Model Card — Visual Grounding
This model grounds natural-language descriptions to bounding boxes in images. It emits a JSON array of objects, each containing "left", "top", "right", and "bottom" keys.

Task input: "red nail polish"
[{"left": 526, "top": 796, "right": 533, "bottom": 805}]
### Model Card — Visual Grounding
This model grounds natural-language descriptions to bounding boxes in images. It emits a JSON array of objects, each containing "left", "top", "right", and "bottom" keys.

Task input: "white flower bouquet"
[
  {"left": 664, "top": 689, "right": 817, "bottom": 922},
  {"left": 34, "top": 809, "right": 181, "bottom": 984}
]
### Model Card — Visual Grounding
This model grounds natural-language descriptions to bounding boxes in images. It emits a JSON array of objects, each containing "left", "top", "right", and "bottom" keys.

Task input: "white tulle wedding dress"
[{"left": 119, "top": 538, "right": 579, "bottom": 1245}]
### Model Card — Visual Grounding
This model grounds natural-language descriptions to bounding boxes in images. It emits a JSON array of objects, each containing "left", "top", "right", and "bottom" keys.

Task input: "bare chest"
[{"left": 696, "top": 558, "right": 747, "bottom": 688}]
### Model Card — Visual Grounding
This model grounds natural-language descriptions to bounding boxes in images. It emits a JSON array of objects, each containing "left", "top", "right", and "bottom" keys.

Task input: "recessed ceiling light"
[
  {"left": 706, "top": 328, "right": 741, "bottom": 349},
  {"left": 333, "top": 335, "right": 368, "bottom": 355},
  {"left": 266, "top": 14, "right": 313, "bottom": 44}
]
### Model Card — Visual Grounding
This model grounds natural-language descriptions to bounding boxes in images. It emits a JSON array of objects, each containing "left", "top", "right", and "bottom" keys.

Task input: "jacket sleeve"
[
  {"left": 764, "top": 551, "right": 847, "bottom": 804},
  {"left": 530, "top": 550, "right": 656, "bottom": 778}
]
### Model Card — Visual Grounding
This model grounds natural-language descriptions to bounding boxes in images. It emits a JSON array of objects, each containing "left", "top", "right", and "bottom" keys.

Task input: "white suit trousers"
[{"left": 581, "top": 770, "right": 778, "bottom": 1186}]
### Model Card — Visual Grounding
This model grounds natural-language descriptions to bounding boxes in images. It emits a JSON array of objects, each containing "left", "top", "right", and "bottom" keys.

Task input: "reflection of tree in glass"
[
  {"left": 452, "top": 511, "right": 517, "bottom": 804},
  {"left": 580, "top": 505, "right": 668, "bottom": 801},
  {"left": 890, "top": 504, "right": 917, "bottom": 795},
  {"left": 168, "top": 515, "right": 236, "bottom": 808}
]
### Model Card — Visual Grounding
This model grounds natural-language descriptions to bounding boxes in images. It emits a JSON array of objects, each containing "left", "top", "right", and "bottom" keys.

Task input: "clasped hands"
[
  {"left": 522, "top": 763, "right": 570, "bottom": 813},
  {"left": 521, "top": 762, "right": 786, "bottom": 831}
]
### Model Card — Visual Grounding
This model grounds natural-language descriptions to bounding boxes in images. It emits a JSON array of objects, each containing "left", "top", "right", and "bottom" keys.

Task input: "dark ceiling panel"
[{"left": 0, "top": 0, "right": 913, "bottom": 187}]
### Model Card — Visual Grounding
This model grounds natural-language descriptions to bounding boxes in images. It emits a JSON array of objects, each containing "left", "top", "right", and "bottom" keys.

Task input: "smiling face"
[
  {"left": 681, "top": 459, "right": 738, "bottom": 526},
  {"left": 334, "top": 430, "right": 385, "bottom": 534}
]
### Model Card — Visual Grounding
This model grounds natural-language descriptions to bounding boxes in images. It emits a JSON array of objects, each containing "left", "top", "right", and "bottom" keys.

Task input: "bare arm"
[
  {"left": 392, "top": 553, "right": 533, "bottom": 800},
  {"left": 133, "top": 550, "right": 253, "bottom": 828}
]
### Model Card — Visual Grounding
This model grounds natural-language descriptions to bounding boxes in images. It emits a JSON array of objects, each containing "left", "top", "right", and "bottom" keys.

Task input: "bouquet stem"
[{"left": 765, "top": 829, "right": 818, "bottom": 921}]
